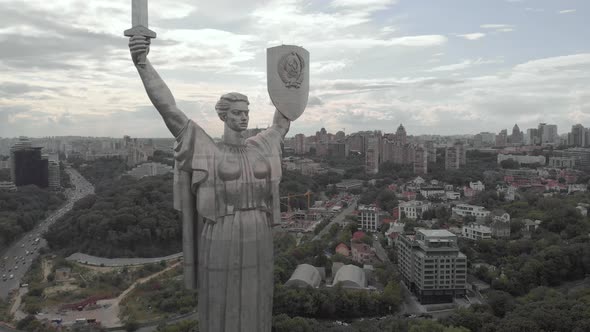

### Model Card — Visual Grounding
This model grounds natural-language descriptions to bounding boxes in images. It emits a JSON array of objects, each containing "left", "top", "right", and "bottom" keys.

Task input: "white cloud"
[
  {"left": 513, "top": 53, "right": 590, "bottom": 73},
  {"left": 311, "top": 60, "right": 349, "bottom": 74},
  {"left": 457, "top": 33, "right": 486, "bottom": 41},
  {"left": 331, "top": 0, "right": 397, "bottom": 10},
  {"left": 480, "top": 24, "right": 515, "bottom": 33},
  {"left": 426, "top": 58, "right": 504, "bottom": 72},
  {"left": 390, "top": 35, "right": 448, "bottom": 47},
  {"left": 558, "top": 9, "right": 577, "bottom": 14}
]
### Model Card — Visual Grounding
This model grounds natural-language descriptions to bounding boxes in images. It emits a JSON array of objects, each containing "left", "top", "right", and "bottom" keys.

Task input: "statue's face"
[{"left": 224, "top": 101, "right": 249, "bottom": 132}]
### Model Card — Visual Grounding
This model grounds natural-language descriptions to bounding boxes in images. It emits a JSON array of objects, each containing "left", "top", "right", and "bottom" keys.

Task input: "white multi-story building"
[
  {"left": 358, "top": 205, "right": 381, "bottom": 232},
  {"left": 420, "top": 186, "right": 445, "bottom": 199},
  {"left": 446, "top": 192, "right": 461, "bottom": 200},
  {"left": 462, "top": 224, "right": 492, "bottom": 241},
  {"left": 396, "top": 229, "right": 467, "bottom": 304},
  {"left": 399, "top": 201, "right": 432, "bottom": 220},
  {"left": 469, "top": 181, "right": 485, "bottom": 191},
  {"left": 452, "top": 204, "right": 490, "bottom": 220}
]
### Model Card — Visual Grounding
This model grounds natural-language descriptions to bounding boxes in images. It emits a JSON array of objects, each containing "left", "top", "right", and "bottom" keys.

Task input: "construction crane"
[{"left": 280, "top": 191, "right": 313, "bottom": 212}]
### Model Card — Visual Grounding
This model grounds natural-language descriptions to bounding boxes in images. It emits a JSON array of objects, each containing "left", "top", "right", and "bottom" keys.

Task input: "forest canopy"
[{"left": 45, "top": 173, "right": 182, "bottom": 258}]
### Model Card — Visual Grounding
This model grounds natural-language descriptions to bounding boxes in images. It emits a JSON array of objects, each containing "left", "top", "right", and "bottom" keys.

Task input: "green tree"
[
  {"left": 124, "top": 320, "right": 140, "bottom": 332},
  {"left": 486, "top": 290, "right": 515, "bottom": 317},
  {"left": 500, "top": 159, "right": 520, "bottom": 169},
  {"left": 381, "top": 281, "right": 402, "bottom": 311}
]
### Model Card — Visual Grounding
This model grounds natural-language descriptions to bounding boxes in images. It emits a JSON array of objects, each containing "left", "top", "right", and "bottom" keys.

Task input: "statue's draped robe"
[{"left": 173, "top": 120, "right": 281, "bottom": 332}]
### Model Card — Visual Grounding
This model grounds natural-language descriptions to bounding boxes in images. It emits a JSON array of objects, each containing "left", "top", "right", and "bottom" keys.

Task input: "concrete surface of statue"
[{"left": 127, "top": 18, "right": 309, "bottom": 332}]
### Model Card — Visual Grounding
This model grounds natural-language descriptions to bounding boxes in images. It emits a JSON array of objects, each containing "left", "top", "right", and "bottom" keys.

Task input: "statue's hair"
[{"left": 215, "top": 92, "right": 249, "bottom": 120}]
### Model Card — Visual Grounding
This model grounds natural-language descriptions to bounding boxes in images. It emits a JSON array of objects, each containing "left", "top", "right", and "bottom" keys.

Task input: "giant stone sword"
[{"left": 124, "top": 0, "right": 157, "bottom": 68}]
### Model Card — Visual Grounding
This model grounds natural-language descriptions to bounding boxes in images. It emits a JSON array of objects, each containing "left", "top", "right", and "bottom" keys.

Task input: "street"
[
  {"left": 373, "top": 236, "right": 391, "bottom": 264},
  {"left": 66, "top": 252, "right": 182, "bottom": 267},
  {"left": 312, "top": 199, "right": 357, "bottom": 241},
  {"left": 0, "top": 167, "right": 94, "bottom": 300}
]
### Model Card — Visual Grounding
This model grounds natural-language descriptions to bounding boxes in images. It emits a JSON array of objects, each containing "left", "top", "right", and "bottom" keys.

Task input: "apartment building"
[
  {"left": 397, "top": 229, "right": 467, "bottom": 304},
  {"left": 398, "top": 201, "right": 432, "bottom": 220},
  {"left": 461, "top": 224, "right": 492, "bottom": 241},
  {"left": 452, "top": 204, "right": 491, "bottom": 220},
  {"left": 358, "top": 205, "right": 381, "bottom": 232}
]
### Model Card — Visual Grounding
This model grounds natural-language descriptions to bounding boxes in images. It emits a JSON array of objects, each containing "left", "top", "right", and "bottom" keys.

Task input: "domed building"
[
  {"left": 331, "top": 264, "right": 367, "bottom": 289},
  {"left": 284, "top": 264, "right": 323, "bottom": 288}
]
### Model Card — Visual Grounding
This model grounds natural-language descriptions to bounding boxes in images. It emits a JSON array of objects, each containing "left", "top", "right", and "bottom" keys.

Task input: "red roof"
[
  {"left": 336, "top": 243, "right": 349, "bottom": 251},
  {"left": 352, "top": 231, "right": 366, "bottom": 240}
]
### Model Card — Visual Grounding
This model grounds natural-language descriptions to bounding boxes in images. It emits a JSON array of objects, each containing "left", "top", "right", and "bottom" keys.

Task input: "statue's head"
[{"left": 215, "top": 92, "right": 249, "bottom": 132}]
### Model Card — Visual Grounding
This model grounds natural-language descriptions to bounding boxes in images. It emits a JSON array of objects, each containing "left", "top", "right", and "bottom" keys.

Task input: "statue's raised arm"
[{"left": 129, "top": 35, "right": 188, "bottom": 138}]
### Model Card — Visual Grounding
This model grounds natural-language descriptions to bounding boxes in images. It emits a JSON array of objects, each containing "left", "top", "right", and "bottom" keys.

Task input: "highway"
[{"left": 0, "top": 167, "right": 94, "bottom": 300}]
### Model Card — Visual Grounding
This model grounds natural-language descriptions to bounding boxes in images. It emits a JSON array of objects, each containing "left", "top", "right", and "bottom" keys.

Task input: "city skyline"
[{"left": 0, "top": 0, "right": 588, "bottom": 138}]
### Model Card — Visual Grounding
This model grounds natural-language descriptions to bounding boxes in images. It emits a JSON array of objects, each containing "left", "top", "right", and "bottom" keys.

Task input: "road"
[
  {"left": 66, "top": 252, "right": 182, "bottom": 267},
  {"left": 373, "top": 235, "right": 391, "bottom": 264},
  {"left": 312, "top": 199, "right": 357, "bottom": 241},
  {"left": 0, "top": 167, "right": 94, "bottom": 300},
  {"left": 0, "top": 324, "right": 19, "bottom": 332}
]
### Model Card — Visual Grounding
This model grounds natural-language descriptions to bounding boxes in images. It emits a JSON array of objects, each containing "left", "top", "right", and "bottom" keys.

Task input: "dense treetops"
[
  {"left": 0, "top": 185, "right": 65, "bottom": 252},
  {"left": 45, "top": 173, "right": 182, "bottom": 258}
]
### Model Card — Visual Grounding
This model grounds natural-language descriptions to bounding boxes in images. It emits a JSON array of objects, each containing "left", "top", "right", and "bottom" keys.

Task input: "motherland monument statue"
[{"left": 125, "top": 0, "right": 309, "bottom": 331}]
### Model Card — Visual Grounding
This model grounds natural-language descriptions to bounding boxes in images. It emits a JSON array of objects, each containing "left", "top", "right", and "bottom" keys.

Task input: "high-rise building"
[
  {"left": 294, "top": 134, "right": 306, "bottom": 155},
  {"left": 495, "top": 129, "right": 508, "bottom": 147},
  {"left": 445, "top": 142, "right": 466, "bottom": 170},
  {"left": 328, "top": 142, "right": 348, "bottom": 158},
  {"left": 10, "top": 137, "right": 49, "bottom": 188},
  {"left": 347, "top": 133, "right": 366, "bottom": 154},
  {"left": 538, "top": 123, "right": 558, "bottom": 145},
  {"left": 510, "top": 124, "right": 523, "bottom": 145},
  {"left": 425, "top": 141, "right": 436, "bottom": 163},
  {"left": 316, "top": 127, "right": 328, "bottom": 144},
  {"left": 414, "top": 145, "right": 428, "bottom": 175},
  {"left": 396, "top": 124, "right": 407, "bottom": 145},
  {"left": 397, "top": 229, "right": 467, "bottom": 304},
  {"left": 568, "top": 124, "right": 589, "bottom": 147},
  {"left": 365, "top": 131, "right": 382, "bottom": 174},
  {"left": 525, "top": 128, "right": 539, "bottom": 145},
  {"left": 48, "top": 160, "right": 60, "bottom": 191}
]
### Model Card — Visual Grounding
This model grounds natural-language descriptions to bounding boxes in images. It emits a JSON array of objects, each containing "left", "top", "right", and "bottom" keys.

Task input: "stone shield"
[{"left": 267, "top": 45, "right": 309, "bottom": 121}]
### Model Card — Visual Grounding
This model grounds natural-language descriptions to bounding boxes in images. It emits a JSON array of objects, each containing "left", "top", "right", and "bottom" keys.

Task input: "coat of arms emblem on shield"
[{"left": 278, "top": 52, "right": 305, "bottom": 89}]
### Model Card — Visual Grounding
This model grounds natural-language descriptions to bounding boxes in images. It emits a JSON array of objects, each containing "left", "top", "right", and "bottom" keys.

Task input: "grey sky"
[{"left": 0, "top": 0, "right": 588, "bottom": 138}]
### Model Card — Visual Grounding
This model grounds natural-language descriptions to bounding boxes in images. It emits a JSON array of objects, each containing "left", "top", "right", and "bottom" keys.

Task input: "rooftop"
[{"left": 418, "top": 229, "right": 455, "bottom": 237}]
